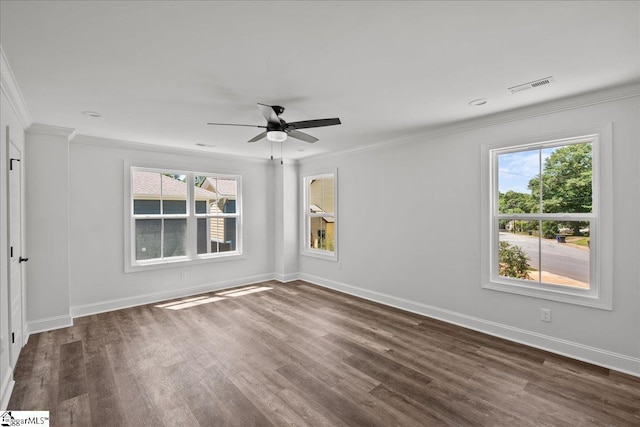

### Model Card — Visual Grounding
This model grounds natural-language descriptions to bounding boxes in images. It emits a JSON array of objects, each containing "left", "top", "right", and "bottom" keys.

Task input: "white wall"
[
  {"left": 25, "top": 128, "right": 73, "bottom": 333},
  {"left": 298, "top": 91, "right": 640, "bottom": 375},
  {"left": 273, "top": 161, "right": 299, "bottom": 281},
  {"left": 67, "top": 136, "right": 276, "bottom": 315}
]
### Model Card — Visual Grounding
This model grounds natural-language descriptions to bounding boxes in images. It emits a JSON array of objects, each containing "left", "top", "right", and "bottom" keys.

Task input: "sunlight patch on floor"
[
  {"left": 219, "top": 286, "right": 273, "bottom": 297},
  {"left": 215, "top": 285, "right": 258, "bottom": 295},
  {"left": 155, "top": 295, "right": 208, "bottom": 308},
  {"left": 162, "top": 296, "right": 227, "bottom": 310},
  {"left": 155, "top": 286, "right": 273, "bottom": 310}
]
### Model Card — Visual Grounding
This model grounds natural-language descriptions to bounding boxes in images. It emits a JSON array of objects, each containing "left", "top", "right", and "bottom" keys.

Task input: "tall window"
[
  {"left": 303, "top": 172, "right": 337, "bottom": 259},
  {"left": 482, "top": 128, "right": 612, "bottom": 309},
  {"left": 129, "top": 168, "right": 241, "bottom": 268}
]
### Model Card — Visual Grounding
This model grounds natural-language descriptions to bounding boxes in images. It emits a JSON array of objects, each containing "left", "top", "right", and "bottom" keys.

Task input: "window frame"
[
  {"left": 302, "top": 171, "right": 338, "bottom": 261},
  {"left": 480, "top": 125, "right": 613, "bottom": 310},
  {"left": 125, "top": 165, "right": 243, "bottom": 272}
]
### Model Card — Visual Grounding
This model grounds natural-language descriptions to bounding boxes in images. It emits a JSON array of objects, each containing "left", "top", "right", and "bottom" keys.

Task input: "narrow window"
[{"left": 303, "top": 172, "right": 337, "bottom": 259}]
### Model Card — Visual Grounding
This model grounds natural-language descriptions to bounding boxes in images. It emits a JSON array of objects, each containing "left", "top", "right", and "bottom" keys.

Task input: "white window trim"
[
  {"left": 480, "top": 124, "right": 613, "bottom": 310},
  {"left": 124, "top": 163, "right": 243, "bottom": 273},
  {"left": 302, "top": 170, "right": 338, "bottom": 261}
]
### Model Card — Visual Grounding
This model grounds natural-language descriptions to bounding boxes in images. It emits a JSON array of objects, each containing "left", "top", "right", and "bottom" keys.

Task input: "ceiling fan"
[{"left": 207, "top": 103, "right": 341, "bottom": 144}]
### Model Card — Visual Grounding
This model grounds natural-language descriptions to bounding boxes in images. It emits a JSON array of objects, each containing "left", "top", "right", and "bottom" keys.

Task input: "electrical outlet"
[
  {"left": 540, "top": 308, "right": 552, "bottom": 322},
  {"left": 180, "top": 272, "right": 186, "bottom": 281}
]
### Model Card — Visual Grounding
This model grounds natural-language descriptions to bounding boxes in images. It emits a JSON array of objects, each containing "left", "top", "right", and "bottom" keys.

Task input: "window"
[
  {"left": 303, "top": 172, "right": 337, "bottom": 259},
  {"left": 482, "top": 126, "right": 612, "bottom": 309},
  {"left": 128, "top": 167, "right": 241, "bottom": 269},
  {"left": 194, "top": 175, "right": 239, "bottom": 255}
]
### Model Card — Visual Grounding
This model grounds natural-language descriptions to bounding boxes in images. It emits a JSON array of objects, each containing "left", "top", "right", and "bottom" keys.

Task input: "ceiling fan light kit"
[{"left": 267, "top": 130, "right": 287, "bottom": 142}]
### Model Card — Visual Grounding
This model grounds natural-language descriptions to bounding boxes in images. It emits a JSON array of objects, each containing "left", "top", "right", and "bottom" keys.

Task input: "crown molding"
[
  {"left": 300, "top": 81, "right": 640, "bottom": 164},
  {"left": 71, "top": 133, "right": 272, "bottom": 164},
  {"left": 27, "top": 123, "right": 76, "bottom": 140},
  {"left": 0, "top": 45, "right": 33, "bottom": 129}
]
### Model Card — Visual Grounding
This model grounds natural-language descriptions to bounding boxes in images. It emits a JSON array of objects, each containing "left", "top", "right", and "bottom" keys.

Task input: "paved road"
[{"left": 499, "top": 232, "right": 589, "bottom": 283}]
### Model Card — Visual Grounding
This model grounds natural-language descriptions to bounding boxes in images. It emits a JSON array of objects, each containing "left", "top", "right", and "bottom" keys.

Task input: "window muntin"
[
  {"left": 130, "top": 168, "right": 241, "bottom": 267},
  {"left": 303, "top": 173, "right": 337, "bottom": 258},
  {"left": 494, "top": 139, "right": 594, "bottom": 290}
]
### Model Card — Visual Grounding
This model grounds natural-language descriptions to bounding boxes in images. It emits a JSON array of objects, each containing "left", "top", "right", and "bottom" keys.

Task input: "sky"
[{"left": 498, "top": 147, "right": 555, "bottom": 194}]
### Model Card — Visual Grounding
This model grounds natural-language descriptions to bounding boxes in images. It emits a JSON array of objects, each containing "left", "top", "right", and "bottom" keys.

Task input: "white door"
[{"left": 8, "top": 132, "right": 25, "bottom": 367}]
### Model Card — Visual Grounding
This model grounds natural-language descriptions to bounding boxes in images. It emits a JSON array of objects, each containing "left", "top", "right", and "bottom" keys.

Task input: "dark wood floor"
[{"left": 8, "top": 280, "right": 640, "bottom": 426}]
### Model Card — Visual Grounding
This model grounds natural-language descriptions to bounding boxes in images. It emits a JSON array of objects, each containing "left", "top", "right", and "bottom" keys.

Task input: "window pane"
[
  {"left": 540, "top": 143, "right": 592, "bottom": 214},
  {"left": 135, "top": 219, "right": 161, "bottom": 260},
  {"left": 197, "top": 217, "right": 237, "bottom": 254},
  {"left": 540, "top": 220, "right": 590, "bottom": 289},
  {"left": 163, "top": 218, "right": 187, "bottom": 257},
  {"left": 195, "top": 200, "right": 207, "bottom": 215},
  {"left": 195, "top": 176, "right": 238, "bottom": 215},
  {"left": 309, "top": 216, "right": 335, "bottom": 252},
  {"left": 498, "top": 220, "right": 538, "bottom": 282},
  {"left": 161, "top": 174, "right": 187, "bottom": 214},
  {"left": 133, "top": 200, "right": 160, "bottom": 215},
  {"left": 497, "top": 150, "right": 538, "bottom": 214},
  {"left": 309, "top": 177, "right": 334, "bottom": 215},
  {"left": 133, "top": 171, "right": 161, "bottom": 214}
]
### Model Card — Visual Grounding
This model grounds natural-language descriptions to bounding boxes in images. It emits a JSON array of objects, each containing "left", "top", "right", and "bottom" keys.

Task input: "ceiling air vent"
[{"left": 508, "top": 76, "right": 555, "bottom": 94}]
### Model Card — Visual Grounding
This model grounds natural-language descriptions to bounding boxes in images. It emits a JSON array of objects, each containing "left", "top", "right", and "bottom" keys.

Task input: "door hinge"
[
  {"left": 11, "top": 333, "right": 15, "bottom": 344},
  {"left": 10, "top": 246, "right": 13, "bottom": 258},
  {"left": 9, "top": 158, "right": 20, "bottom": 171}
]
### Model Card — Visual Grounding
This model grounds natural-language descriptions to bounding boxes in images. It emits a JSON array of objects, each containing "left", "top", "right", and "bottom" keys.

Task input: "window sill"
[
  {"left": 125, "top": 252, "right": 245, "bottom": 273},
  {"left": 482, "top": 278, "right": 611, "bottom": 310},
  {"left": 301, "top": 249, "right": 338, "bottom": 262}
]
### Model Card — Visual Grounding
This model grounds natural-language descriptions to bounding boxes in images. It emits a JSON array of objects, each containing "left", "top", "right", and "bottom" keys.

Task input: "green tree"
[
  {"left": 498, "top": 190, "right": 536, "bottom": 214},
  {"left": 528, "top": 143, "right": 592, "bottom": 213},
  {"left": 528, "top": 143, "right": 592, "bottom": 237},
  {"left": 499, "top": 241, "right": 531, "bottom": 279}
]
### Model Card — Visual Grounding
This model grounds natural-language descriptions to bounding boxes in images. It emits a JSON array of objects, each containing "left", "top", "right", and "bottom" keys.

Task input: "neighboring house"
[
  {"left": 199, "top": 176, "right": 238, "bottom": 252},
  {"left": 132, "top": 171, "right": 237, "bottom": 257}
]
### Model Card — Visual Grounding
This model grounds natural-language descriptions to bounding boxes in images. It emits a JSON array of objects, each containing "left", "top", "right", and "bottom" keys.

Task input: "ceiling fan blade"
[
  {"left": 247, "top": 131, "right": 267, "bottom": 143},
  {"left": 287, "top": 130, "right": 318, "bottom": 143},
  {"left": 207, "top": 122, "right": 266, "bottom": 128},
  {"left": 287, "top": 118, "right": 341, "bottom": 130},
  {"left": 257, "top": 103, "right": 282, "bottom": 126}
]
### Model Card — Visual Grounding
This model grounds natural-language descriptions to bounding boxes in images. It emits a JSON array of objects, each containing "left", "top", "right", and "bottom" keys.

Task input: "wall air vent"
[{"left": 508, "top": 76, "right": 555, "bottom": 94}]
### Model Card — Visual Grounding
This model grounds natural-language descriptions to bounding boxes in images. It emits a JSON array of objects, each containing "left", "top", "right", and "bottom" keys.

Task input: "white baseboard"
[
  {"left": 27, "top": 315, "right": 73, "bottom": 336},
  {"left": 299, "top": 273, "right": 640, "bottom": 377},
  {"left": 274, "top": 272, "right": 300, "bottom": 283},
  {"left": 70, "top": 273, "right": 276, "bottom": 318},
  {"left": 1, "top": 367, "right": 14, "bottom": 410}
]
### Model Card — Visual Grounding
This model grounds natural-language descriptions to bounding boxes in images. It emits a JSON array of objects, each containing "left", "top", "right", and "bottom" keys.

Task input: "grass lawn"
[{"left": 566, "top": 236, "right": 590, "bottom": 247}]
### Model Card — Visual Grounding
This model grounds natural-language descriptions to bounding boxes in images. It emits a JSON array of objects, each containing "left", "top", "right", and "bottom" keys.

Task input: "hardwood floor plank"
[
  {"left": 8, "top": 281, "right": 639, "bottom": 426},
  {"left": 58, "top": 340, "right": 88, "bottom": 402},
  {"left": 12, "top": 333, "right": 40, "bottom": 381},
  {"left": 57, "top": 394, "right": 92, "bottom": 427},
  {"left": 276, "top": 362, "right": 383, "bottom": 426},
  {"left": 323, "top": 333, "right": 434, "bottom": 399}
]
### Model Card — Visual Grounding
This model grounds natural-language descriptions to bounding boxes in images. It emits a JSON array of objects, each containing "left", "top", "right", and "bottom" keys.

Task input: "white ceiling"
[{"left": 1, "top": 1, "right": 638, "bottom": 160}]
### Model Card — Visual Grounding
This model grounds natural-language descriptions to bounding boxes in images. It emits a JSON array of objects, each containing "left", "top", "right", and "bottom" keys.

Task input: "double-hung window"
[
  {"left": 128, "top": 167, "right": 241, "bottom": 270},
  {"left": 303, "top": 172, "right": 337, "bottom": 259},
  {"left": 482, "top": 126, "right": 612, "bottom": 309}
]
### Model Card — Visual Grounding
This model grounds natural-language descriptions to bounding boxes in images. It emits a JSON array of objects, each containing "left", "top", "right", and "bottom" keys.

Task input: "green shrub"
[{"left": 499, "top": 241, "right": 531, "bottom": 280}]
